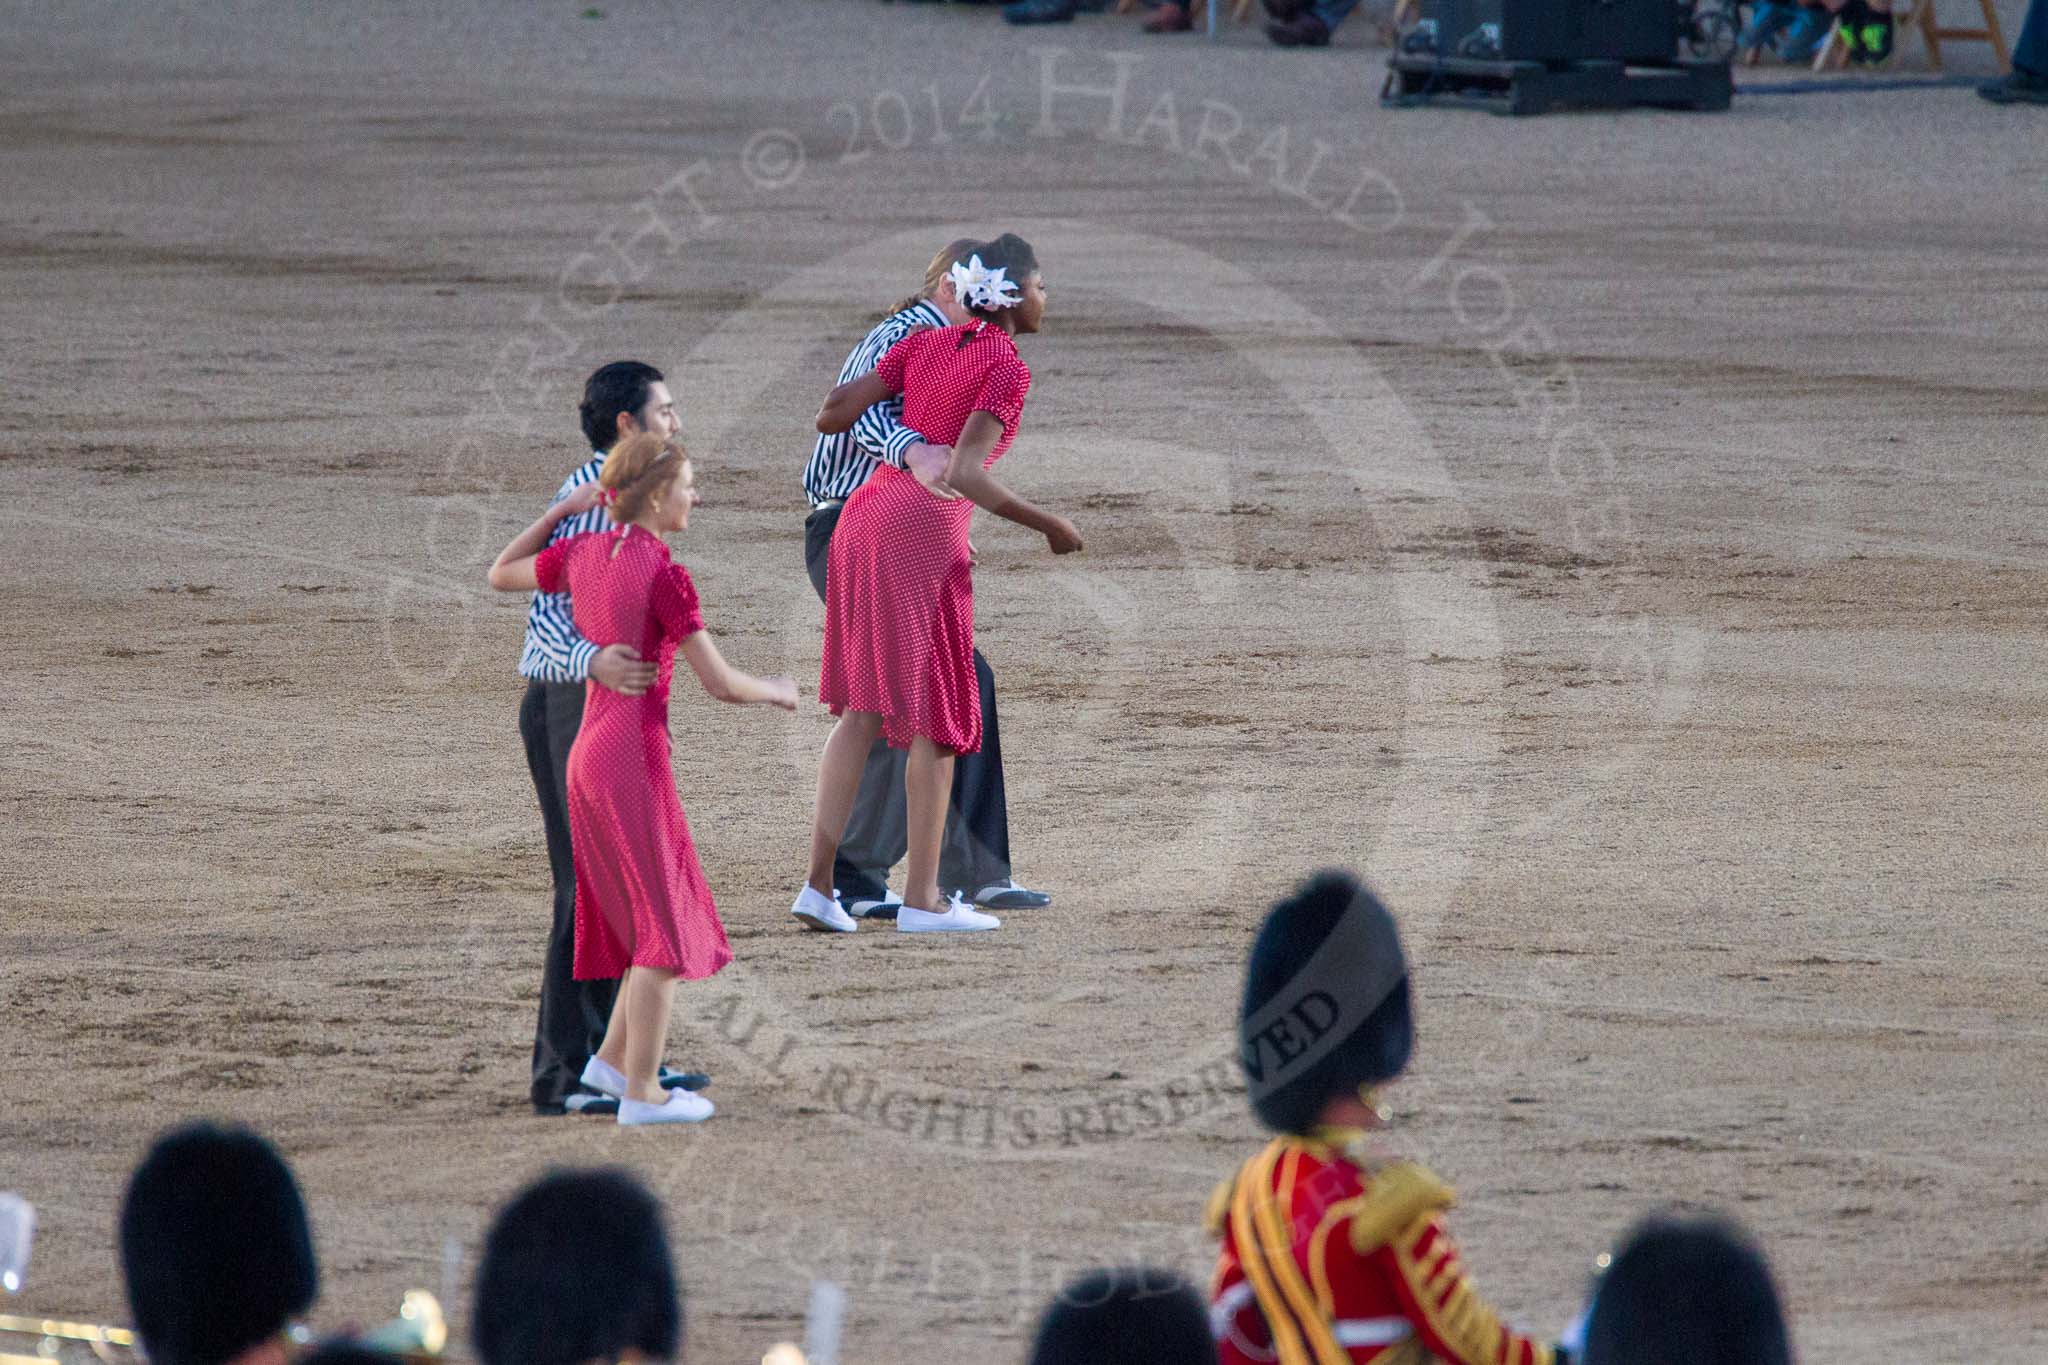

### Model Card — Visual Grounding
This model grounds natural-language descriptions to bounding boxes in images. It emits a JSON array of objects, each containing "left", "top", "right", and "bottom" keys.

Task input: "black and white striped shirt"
[
  {"left": 802, "top": 299, "right": 948, "bottom": 505},
  {"left": 516, "top": 453, "right": 609, "bottom": 683}
]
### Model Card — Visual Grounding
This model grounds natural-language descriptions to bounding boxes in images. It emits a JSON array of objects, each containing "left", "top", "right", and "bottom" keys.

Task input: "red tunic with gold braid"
[{"left": 1207, "top": 1130, "right": 1555, "bottom": 1365}]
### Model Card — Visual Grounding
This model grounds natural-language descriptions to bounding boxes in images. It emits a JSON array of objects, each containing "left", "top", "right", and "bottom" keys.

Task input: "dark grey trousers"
[
  {"left": 803, "top": 502, "right": 1013, "bottom": 902},
  {"left": 519, "top": 679, "right": 618, "bottom": 1109}
]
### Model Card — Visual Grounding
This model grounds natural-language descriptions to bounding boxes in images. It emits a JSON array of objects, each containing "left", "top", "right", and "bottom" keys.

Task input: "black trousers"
[
  {"left": 519, "top": 679, "right": 619, "bottom": 1108},
  {"left": 804, "top": 502, "right": 1013, "bottom": 902}
]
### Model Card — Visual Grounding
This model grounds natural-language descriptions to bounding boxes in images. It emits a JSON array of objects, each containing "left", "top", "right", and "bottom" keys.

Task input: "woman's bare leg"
[
  {"left": 808, "top": 710, "right": 885, "bottom": 895},
  {"left": 593, "top": 967, "right": 633, "bottom": 1073},
  {"left": 620, "top": 968, "right": 678, "bottom": 1103},
  {"left": 902, "top": 736, "right": 956, "bottom": 912}
]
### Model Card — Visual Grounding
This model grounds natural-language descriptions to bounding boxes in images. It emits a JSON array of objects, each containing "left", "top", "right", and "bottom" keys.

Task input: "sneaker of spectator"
[
  {"left": 1141, "top": 1, "right": 1194, "bottom": 32},
  {"left": 1002, "top": 0, "right": 1109, "bottom": 23},
  {"left": 118, "top": 1123, "right": 318, "bottom": 1365},
  {"left": 1979, "top": 66, "right": 2048, "bottom": 101},
  {"left": 1028, "top": 1267, "right": 1217, "bottom": 1365},
  {"left": 1580, "top": 1214, "right": 1792, "bottom": 1365},
  {"left": 472, "top": 1169, "right": 682, "bottom": 1365},
  {"left": 1825, "top": 0, "right": 1895, "bottom": 62}
]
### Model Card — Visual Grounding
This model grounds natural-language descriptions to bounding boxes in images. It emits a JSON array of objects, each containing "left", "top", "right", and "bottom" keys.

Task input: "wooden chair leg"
[
  {"left": 1233, "top": 0, "right": 1256, "bottom": 21},
  {"left": 1977, "top": 0, "right": 2012, "bottom": 70},
  {"left": 1920, "top": 0, "right": 1944, "bottom": 67}
]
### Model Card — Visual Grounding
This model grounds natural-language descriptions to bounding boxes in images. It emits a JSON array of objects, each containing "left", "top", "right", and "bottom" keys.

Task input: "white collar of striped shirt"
[{"left": 905, "top": 298, "right": 949, "bottom": 328}]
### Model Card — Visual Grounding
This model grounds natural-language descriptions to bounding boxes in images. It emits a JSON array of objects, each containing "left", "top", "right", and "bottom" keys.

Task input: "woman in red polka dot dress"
[
  {"left": 796, "top": 234, "right": 1084, "bottom": 935},
  {"left": 490, "top": 434, "right": 798, "bottom": 1124}
]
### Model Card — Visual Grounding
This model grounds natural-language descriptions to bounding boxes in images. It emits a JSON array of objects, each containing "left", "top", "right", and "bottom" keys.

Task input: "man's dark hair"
[
  {"left": 578, "top": 361, "right": 665, "bottom": 453},
  {"left": 472, "top": 1169, "right": 681, "bottom": 1365},
  {"left": 118, "top": 1123, "right": 318, "bottom": 1365},
  {"left": 1028, "top": 1267, "right": 1217, "bottom": 1365},
  {"left": 1582, "top": 1214, "right": 1791, "bottom": 1365}
]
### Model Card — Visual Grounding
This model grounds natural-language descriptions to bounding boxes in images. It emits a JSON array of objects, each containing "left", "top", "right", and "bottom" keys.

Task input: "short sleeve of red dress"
[
  {"left": 534, "top": 536, "right": 573, "bottom": 594},
  {"left": 974, "top": 350, "right": 1032, "bottom": 436},
  {"left": 654, "top": 563, "right": 706, "bottom": 641},
  {"left": 873, "top": 332, "right": 922, "bottom": 394}
]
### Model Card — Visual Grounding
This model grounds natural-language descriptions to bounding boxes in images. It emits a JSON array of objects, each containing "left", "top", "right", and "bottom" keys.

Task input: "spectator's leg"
[
  {"left": 1140, "top": 0, "right": 1196, "bottom": 32},
  {"left": 1979, "top": 0, "right": 2048, "bottom": 96},
  {"left": 2016, "top": 0, "right": 2048, "bottom": 75},
  {"left": 1309, "top": 0, "right": 1362, "bottom": 28},
  {"left": 1778, "top": 1, "right": 1834, "bottom": 60}
]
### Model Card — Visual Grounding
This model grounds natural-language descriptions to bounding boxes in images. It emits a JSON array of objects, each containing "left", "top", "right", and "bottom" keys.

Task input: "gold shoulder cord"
[
  {"left": 1231, "top": 1139, "right": 1350, "bottom": 1365},
  {"left": 1347, "top": 1162, "right": 1456, "bottom": 1256},
  {"left": 1204, "top": 1171, "right": 1237, "bottom": 1238}
]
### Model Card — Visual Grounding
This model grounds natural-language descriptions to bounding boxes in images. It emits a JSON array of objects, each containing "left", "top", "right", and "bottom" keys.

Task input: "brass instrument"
[
  {"left": 357, "top": 1291, "right": 448, "bottom": 1360},
  {"left": 0, "top": 1294, "right": 446, "bottom": 1365},
  {"left": 0, "top": 1313, "right": 135, "bottom": 1365}
]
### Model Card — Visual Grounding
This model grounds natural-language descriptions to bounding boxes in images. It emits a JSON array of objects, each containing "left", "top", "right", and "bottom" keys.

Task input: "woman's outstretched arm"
[
  {"left": 487, "top": 483, "right": 603, "bottom": 590},
  {"left": 679, "top": 632, "right": 799, "bottom": 709},
  {"left": 941, "top": 412, "right": 1083, "bottom": 554},
  {"left": 816, "top": 373, "right": 896, "bottom": 435}
]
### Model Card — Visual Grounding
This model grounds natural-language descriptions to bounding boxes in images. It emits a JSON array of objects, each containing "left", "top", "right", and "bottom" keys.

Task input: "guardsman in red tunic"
[{"left": 1207, "top": 870, "right": 1567, "bottom": 1365}]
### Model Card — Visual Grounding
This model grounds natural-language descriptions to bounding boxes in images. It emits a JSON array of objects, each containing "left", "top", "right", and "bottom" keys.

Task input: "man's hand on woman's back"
[
  {"left": 905, "top": 441, "right": 961, "bottom": 500},
  {"left": 591, "top": 643, "right": 657, "bottom": 696}
]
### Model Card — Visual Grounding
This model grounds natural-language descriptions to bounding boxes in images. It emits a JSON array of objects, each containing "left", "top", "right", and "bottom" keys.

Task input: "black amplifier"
[{"left": 1410, "top": 0, "right": 1681, "bottom": 64}]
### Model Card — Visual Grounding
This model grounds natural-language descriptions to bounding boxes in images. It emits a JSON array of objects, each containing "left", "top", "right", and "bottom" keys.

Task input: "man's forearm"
[{"left": 850, "top": 399, "right": 920, "bottom": 469}]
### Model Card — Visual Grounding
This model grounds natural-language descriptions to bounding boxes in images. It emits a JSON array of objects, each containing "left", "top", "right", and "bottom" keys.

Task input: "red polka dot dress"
[
  {"left": 534, "top": 526, "right": 734, "bottom": 983},
  {"left": 819, "top": 321, "right": 1032, "bottom": 753}
]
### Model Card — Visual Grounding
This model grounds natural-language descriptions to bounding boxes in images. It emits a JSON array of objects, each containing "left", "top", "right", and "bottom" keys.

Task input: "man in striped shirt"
[
  {"left": 799, "top": 241, "right": 1052, "bottom": 921},
  {"left": 518, "top": 360, "right": 708, "bottom": 1115}
]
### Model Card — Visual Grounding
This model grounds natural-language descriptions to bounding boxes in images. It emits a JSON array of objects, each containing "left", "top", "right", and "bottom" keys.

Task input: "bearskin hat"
[
  {"left": 119, "top": 1123, "right": 318, "bottom": 1365},
  {"left": 1240, "top": 869, "right": 1414, "bottom": 1135}
]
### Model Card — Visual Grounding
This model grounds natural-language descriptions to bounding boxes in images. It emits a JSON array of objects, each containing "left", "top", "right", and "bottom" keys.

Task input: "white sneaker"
[
  {"left": 792, "top": 885, "right": 858, "bottom": 933},
  {"left": 847, "top": 888, "right": 903, "bottom": 919},
  {"left": 897, "top": 893, "right": 1001, "bottom": 933},
  {"left": 619, "top": 1088, "right": 714, "bottom": 1125},
  {"left": 580, "top": 1056, "right": 628, "bottom": 1098}
]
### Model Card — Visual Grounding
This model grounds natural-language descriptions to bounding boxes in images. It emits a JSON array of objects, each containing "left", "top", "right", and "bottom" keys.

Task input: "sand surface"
[{"left": 2, "top": 2, "right": 2045, "bottom": 1361}]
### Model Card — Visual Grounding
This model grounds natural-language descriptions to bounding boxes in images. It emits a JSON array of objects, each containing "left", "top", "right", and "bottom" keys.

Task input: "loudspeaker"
[{"left": 1414, "top": 0, "right": 1681, "bottom": 64}]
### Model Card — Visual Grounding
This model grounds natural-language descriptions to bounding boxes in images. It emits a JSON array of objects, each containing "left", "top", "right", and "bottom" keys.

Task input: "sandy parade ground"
[{"left": 2, "top": 1, "right": 2045, "bottom": 1360}]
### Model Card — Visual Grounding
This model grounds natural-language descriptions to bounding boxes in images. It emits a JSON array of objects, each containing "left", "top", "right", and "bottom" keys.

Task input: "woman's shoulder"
[
  {"left": 908, "top": 323, "right": 975, "bottom": 351},
  {"left": 547, "top": 527, "right": 606, "bottom": 561},
  {"left": 656, "top": 554, "right": 697, "bottom": 593},
  {"left": 988, "top": 335, "right": 1029, "bottom": 386}
]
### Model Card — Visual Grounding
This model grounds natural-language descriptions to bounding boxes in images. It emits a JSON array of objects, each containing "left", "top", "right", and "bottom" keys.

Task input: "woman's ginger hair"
[
  {"left": 597, "top": 433, "right": 686, "bottom": 524},
  {"left": 885, "top": 236, "right": 983, "bottom": 318}
]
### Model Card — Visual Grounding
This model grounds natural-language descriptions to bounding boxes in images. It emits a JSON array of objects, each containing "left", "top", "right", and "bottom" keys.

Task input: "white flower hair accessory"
[{"left": 948, "top": 254, "right": 1023, "bottom": 312}]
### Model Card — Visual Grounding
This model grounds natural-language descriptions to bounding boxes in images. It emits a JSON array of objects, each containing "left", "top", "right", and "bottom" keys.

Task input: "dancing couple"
[
  {"left": 492, "top": 374, "right": 796, "bottom": 1126},
  {"left": 792, "top": 232, "right": 1083, "bottom": 934},
  {"left": 493, "top": 234, "right": 1077, "bottom": 1126}
]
